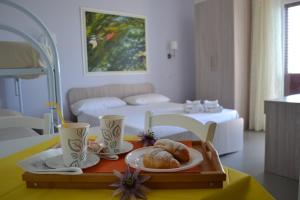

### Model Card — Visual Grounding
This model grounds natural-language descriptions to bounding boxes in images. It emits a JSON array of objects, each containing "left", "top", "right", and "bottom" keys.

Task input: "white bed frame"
[
  {"left": 0, "top": 0, "right": 63, "bottom": 133},
  {"left": 68, "top": 83, "right": 244, "bottom": 155}
]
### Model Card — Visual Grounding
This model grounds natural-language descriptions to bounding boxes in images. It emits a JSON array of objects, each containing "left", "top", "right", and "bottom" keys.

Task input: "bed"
[
  {"left": 68, "top": 83, "right": 244, "bottom": 155},
  {"left": 0, "top": 108, "right": 39, "bottom": 141},
  {"left": 0, "top": 41, "right": 43, "bottom": 70},
  {"left": 0, "top": 0, "right": 63, "bottom": 131}
]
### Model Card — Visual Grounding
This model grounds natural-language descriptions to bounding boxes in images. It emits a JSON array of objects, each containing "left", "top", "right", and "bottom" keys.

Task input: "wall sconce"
[{"left": 167, "top": 41, "right": 178, "bottom": 59}]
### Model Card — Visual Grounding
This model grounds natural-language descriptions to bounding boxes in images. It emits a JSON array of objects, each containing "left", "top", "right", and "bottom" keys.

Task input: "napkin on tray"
[{"left": 18, "top": 148, "right": 83, "bottom": 175}]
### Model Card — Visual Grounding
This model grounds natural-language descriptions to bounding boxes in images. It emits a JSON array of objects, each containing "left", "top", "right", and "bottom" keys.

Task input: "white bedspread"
[
  {"left": 77, "top": 102, "right": 239, "bottom": 138},
  {"left": 0, "top": 109, "right": 39, "bottom": 141}
]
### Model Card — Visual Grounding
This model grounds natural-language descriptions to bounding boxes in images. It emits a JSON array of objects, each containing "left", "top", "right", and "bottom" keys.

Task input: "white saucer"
[
  {"left": 101, "top": 141, "right": 134, "bottom": 155},
  {"left": 45, "top": 151, "right": 100, "bottom": 169}
]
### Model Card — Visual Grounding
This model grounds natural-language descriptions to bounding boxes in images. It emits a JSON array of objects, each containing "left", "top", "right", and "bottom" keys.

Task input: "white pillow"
[
  {"left": 71, "top": 97, "right": 126, "bottom": 116},
  {"left": 123, "top": 93, "right": 170, "bottom": 105}
]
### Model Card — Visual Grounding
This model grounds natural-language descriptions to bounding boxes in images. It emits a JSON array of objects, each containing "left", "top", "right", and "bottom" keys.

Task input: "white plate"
[
  {"left": 45, "top": 149, "right": 100, "bottom": 169},
  {"left": 100, "top": 141, "right": 134, "bottom": 155},
  {"left": 125, "top": 147, "right": 203, "bottom": 172}
]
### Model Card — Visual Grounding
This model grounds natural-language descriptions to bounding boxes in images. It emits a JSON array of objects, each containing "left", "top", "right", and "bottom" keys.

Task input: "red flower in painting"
[{"left": 106, "top": 32, "right": 115, "bottom": 41}]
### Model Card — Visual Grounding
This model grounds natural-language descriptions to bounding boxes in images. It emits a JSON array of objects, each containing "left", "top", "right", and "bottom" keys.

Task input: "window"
[
  {"left": 285, "top": 2, "right": 300, "bottom": 73},
  {"left": 284, "top": 2, "right": 300, "bottom": 95}
]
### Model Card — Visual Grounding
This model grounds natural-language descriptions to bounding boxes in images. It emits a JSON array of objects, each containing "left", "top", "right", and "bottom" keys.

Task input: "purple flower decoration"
[
  {"left": 111, "top": 166, "right": 151, "bottom": 200},
  {"left": 138, "top": 130, "right": 158, "bottom": 147}
]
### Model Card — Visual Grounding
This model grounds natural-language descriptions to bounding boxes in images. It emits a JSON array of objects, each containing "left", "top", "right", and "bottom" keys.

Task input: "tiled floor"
[{"left": 220, "top": 131, "right": 298, "bottom": 200}]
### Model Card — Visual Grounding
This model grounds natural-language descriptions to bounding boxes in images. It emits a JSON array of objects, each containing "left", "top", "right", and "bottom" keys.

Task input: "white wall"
[{"left": 0, "top": 0, "right": 196, "bottom": 119}]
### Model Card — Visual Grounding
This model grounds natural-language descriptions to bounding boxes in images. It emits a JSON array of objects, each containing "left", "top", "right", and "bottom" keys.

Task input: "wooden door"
[
  {"left": 195, "top": 0, "right": 220, "bottom": 101},
  {"left": 195, "top": 0, "right": 234, "bottom": 108},
  {"left": 217, "top": 0, "right": 235, "bottom": 108}
]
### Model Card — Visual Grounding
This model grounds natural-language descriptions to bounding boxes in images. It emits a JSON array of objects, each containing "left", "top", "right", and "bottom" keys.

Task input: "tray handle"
[
  {"left": 193, "top": 141, "right": 225, "bottom": 174},
  {"left": 202, "top": 141, "right": 225, "bottom": 173}
]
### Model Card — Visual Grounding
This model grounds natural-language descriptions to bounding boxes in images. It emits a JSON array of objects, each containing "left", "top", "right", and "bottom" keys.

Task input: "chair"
[
  {"left": 145, "top": 111, "right": 217, "bottom": 142},
  {"left": 0, "top": 113, "right": 52, "bottom": 135}
]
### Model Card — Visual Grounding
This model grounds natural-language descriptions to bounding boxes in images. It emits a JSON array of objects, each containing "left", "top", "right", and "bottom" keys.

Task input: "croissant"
[
  {"left": 143, "top": 148, "right": 181, "bottom": 169},
  {"left": 154, "top": 139, "right": 190, "bottom": 163}
]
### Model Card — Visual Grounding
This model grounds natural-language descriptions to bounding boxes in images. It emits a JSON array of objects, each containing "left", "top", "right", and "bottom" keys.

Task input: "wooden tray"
[{"left": 22, "top": 141, "right": 226, "bottom": 189}]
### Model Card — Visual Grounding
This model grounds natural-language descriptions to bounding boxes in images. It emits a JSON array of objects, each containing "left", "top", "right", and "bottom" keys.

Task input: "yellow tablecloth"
[{"left": 0, "top": 136, "right": 274, "bottom": 200}]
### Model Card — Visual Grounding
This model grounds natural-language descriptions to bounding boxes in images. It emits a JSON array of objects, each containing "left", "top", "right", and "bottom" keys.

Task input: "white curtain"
[{"left": 249, "top": 0, "right": 284, "bottom": 131}]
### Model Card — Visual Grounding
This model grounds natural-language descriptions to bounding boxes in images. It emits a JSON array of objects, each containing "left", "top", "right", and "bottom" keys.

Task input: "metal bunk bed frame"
[{"left": 0, "top": 0, "right": 63, "bottom": 133}]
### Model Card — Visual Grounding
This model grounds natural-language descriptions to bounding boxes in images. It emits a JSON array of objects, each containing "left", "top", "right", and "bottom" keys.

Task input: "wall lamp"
[{"left": 167, "top": 41, "right": 178, "bottom": 59}]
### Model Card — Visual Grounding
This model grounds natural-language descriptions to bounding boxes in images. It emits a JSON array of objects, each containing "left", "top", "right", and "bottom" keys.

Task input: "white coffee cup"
[
  {"left": 59, "top": 123, "right": 90, "bottom": 168},
  {"left": 98, "top": 115, "right": 124, "bottom": 154}
]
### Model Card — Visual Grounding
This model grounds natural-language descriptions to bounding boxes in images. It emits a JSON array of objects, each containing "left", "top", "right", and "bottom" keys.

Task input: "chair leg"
[
  {"left": 43, "top": 113, "right": 52, "bottom": 135},
  {"left": 144, "top": 111, "right": 153, "bottom": 132}
]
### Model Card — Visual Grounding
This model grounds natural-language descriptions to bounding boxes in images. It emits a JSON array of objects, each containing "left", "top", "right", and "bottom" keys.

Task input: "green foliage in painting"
[{"left": 85, "top": 11, "right": 146, "bottom": 72}]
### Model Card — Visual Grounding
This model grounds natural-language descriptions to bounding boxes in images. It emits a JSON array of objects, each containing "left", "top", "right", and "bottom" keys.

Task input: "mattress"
[
  {"left": 77, "top": 102, "right": 239, "bottom": 138},
  {"left": 0, "top": 108, "right": 39, "bottom": 141},
  {"left": 0, "top": 108, "right": 22, "bottom": 117},
  {"left": 0, "top": 41, "right": 43, "bottom": 79},
  {"left": 0, "top": 41, "right": 43, "bottom": 68}
]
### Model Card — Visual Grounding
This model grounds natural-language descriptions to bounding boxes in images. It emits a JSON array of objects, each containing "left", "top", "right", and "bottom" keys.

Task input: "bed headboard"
[{"left": 67, "top": 83, "right": 155, "bottom": 106}]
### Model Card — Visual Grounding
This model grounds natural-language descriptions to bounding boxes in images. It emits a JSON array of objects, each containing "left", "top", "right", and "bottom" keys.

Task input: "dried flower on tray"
[
  {"left": 110, "top": 166, "right": 150, "bottom": 200},
  {"left": 138, "top": 130, "right": 158, "bottom": 147}
]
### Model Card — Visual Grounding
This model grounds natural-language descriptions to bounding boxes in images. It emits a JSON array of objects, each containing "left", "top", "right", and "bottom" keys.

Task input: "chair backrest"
[
  {"left": 145, "top": 111, "right": 217, "bottom": 142},
  {"left": 0, "top": 113, "right": 52, "bottom": 135}
]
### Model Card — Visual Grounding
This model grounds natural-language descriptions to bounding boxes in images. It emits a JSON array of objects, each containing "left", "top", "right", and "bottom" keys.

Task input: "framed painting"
[{"left": 81, "top": 8, "right": 147, "bottom": 75}]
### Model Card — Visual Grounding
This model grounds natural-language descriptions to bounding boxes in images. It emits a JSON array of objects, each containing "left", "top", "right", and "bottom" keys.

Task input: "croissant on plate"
[
  {"left": 153, "top": 139, "right": 190, "bottom": 163},
  {"left": 143, "top": 147, "right": 181, "bottom": 169}
]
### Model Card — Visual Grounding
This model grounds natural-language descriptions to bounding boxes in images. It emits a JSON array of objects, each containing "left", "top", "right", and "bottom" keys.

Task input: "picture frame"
[{"left": 80, "top": 8, "right": 148, "bottom": 75}]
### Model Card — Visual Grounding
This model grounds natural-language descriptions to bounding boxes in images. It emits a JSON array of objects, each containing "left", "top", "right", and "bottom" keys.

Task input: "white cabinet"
[{"left": 195, "top": 0, "right": 250, "bottom": 123}]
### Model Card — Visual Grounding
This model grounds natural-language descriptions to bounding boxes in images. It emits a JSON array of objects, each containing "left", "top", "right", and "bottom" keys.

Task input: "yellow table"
[{"left": 0, "top": 136, "right": 274, "bottom": 200}]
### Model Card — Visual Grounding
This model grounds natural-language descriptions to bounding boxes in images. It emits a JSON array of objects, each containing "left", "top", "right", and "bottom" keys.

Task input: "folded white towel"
[
  {"left": 204, "top": 100, "right": 219, "bottom": 108},
  {"left": 204, "top": 106, "right": 223, "bottom": 113},
  {"left": 184, "top": 99, "right": 223, "bottom": 113},
  {"left": 203, "top": 100, "right": 223, "bottom": 113},
  {"left": 184, "top": 100, "right": 203, "bottom": 113}
]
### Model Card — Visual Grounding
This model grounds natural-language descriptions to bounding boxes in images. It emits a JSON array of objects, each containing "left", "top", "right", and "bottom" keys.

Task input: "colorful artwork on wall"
[{"left": 81, "top": 8, "right": 147, "bottom": 75}]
